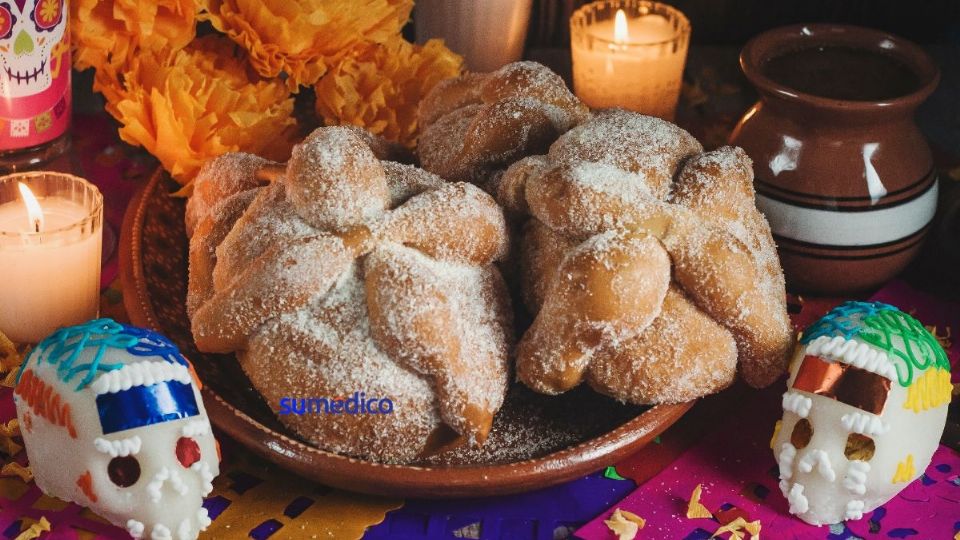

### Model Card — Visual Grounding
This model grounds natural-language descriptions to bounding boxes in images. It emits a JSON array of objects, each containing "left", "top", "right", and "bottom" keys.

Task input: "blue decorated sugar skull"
[
  {"left": 773, "top": 302, "right": 951, "bottom": 526},
  {"left": 13, "top": 319, "right": 219, "bottom": 540}
]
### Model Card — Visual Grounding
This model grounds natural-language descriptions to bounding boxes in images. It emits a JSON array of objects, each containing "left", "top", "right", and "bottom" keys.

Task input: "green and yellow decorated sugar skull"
[{"left": 773, "top": 301, "right": 951, "bottom": 525}]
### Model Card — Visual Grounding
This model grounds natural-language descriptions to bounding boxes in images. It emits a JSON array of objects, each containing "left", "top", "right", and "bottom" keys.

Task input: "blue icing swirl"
[
  {"left": 799, "top": 300, "right": 950, "bottom": 387},
  {"left": 16, "top": 318, "right": 189, "bottom": 391},
  {"left": 799, "top": 301, "right": 898, "bottom": 344}
]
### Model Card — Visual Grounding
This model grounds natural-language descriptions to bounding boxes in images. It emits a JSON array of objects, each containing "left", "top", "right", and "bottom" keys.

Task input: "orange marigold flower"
[
  {"left": 72, "top": 0, "right": 197, "bottom": 75},
  {"left": 104, "top": 35, "right": 298, "bottom": 187},
  {"left": 199, "top": 0, "right": 413, "bottom": 89},
  {"left": 314, "top": 37, "right": 462, "bottom": 147}
]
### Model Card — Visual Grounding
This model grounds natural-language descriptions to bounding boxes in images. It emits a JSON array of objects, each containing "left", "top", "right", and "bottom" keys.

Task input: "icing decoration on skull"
[
  {"left": 773, "top": 301, "right": 951, "bottom": 526},
  {"left": 13, "top": 319, "right": 219, "bottom": 540},
  {"left": 0, "top": 0, "right": 64, "bottom": 98}
]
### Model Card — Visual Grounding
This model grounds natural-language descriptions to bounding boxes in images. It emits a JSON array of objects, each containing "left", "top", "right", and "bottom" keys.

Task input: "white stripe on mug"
[{"left": 756, "top": 180, "right": 938, "bottom": 247}]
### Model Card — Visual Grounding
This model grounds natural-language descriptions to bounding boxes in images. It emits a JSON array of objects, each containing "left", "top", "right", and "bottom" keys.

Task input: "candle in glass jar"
[
  {"left": 0, "top": 173, "right": 103, "bottom": 343},
  {"left": 571, "top": 1, "right": 690, "bottom": 120}
]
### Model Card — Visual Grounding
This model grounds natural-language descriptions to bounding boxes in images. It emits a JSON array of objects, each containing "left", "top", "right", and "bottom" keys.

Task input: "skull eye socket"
[
  {"left": 0, "top": 4, "right": 14, "bottom": 40},
  {"left": 844, "top": 433, "right": 876, "bottom": 461},
  {"left": 791, "top": 418, "right": 813, "bottom": 449},
  {"left": 176, "top": 436, "right": 201, "bottom": 468},
  {"left": 31, "top": 0, "right": 62, "bottom": 32},
  {"left": 107, "top": 455, "right": 141, "bottom": 487}
]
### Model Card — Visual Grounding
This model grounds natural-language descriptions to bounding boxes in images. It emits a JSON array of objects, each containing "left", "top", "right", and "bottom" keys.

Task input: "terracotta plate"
[{"left": 119, "top": 168, "right": 695, "bottom": 498}]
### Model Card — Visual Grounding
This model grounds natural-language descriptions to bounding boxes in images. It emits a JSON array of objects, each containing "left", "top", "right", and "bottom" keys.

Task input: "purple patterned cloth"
[{"left": 365, "top": 472, "right": 636, "bottom": 540}]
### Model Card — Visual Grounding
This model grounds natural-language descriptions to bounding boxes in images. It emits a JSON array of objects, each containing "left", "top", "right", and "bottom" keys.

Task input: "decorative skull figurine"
[
  {"left": 13, "top": 319, "right": 220, "bottom": 540},
  {"left": 773, "top": 301, "right": 951, "bottom": 526},
  {"left": 0, "top": 0, "right": 66, "bottom": 98}
]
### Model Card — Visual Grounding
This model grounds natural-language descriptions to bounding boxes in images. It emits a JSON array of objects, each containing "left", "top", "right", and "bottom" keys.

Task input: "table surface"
[{"left": 0, "top": 44, "right": 958, "bottom": 539}]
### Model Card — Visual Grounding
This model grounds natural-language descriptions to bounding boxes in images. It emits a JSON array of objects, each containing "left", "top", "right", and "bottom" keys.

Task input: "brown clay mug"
[{"left": 730, "top": 24, "right": 940, "bottom": 294}]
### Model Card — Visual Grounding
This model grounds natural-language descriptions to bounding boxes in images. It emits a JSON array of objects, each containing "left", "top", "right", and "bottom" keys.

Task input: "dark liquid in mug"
[{"left": 762, "top": 46, "right": 921, "bottom": 101}]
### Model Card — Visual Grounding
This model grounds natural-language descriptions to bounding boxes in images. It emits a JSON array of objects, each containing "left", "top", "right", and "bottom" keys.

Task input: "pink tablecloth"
[{"left": 576, "top": 281, "right": 960, "bottom": 540}]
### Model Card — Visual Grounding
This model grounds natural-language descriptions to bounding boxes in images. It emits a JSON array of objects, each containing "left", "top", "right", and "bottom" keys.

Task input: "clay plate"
[{"left": 120, "top": 168, "right": 694, "bottom": 498}]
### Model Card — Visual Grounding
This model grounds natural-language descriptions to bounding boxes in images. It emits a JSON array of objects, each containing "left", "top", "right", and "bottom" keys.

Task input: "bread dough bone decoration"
[
  {"left": 12, "top": 319, "right": 220, "bottom": 540},
  {"left": 494, "top": 108, "right": 793, "bottom": 403},
  {"left": 186, "top": 127, "right": 513, "bottom": 463},
  {"left": 773, "top": 301, "right": 951, "bottom": 525}
]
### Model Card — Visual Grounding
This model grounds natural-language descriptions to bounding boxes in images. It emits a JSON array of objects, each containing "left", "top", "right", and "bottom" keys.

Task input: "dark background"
[{"left": 524, "top": 0, "right": 960, "bottom": 46}]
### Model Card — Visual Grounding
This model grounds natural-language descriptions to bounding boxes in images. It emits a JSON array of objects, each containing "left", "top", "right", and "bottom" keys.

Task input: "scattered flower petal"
[
  {"left": 687, "top": 484, "right": 714, "bottom": 519},
  {"left": 13, "top": 517, "right": 51, "bottom": 540},
  {"left": 1, "top": 462, "right": 33, "bottom": 483},
  {"left": 604, "top": 508, "right": 645, "bottom": 540}
]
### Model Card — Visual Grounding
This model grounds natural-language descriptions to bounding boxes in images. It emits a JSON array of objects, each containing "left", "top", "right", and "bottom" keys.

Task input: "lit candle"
[
  {"left": 571, "top": 1, "right": 691, "bottom": 120},
  {"left": 0, "top": 172, "right": 103, "bottom": 343}
]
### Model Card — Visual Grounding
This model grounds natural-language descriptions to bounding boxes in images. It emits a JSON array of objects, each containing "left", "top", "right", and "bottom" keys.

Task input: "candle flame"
[
  {"left": 17, "top": 182, "right": 43, "bottom": 233},
  {"left": 614, "top": 9, "right": 629, "bottom": 43}
]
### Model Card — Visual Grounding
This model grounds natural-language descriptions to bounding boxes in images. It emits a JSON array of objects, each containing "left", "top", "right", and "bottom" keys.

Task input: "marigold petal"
[
  {"left": 314, "top": 37, "right": 462, "bottom": 148},
  {"left": 105, "top": 35, "right": 297, "bottom": 188},
  {"left": 72, "top": 0, "right": 197, "bottom": 73},
  {"left": 199, "top": 0, "right": 413, "bottom": 88}
]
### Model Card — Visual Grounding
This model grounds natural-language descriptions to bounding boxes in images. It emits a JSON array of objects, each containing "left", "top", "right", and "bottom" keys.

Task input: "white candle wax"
[
  {"left": 571, "top": 5, "right": 690, "bottom": 120},
  {"left": 0, "top": 196, "right": 102, "bottom": 343}
]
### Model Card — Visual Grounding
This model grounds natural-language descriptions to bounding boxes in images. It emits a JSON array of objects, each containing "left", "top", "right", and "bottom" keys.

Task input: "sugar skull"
[
  {"left": 13, "top": 319, "right": 220, "bottom": 540},
  {"left": 773, "top": 301, "right": 951, "bottom": 525},
  {"left": 0, "top": 0, "right": 66, "bottom": 98}
]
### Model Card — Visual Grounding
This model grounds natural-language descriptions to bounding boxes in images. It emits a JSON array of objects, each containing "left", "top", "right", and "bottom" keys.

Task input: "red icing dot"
[
  {"left": 107, "top": 456, "right": 140, "bottom": 487},
  {"left": 176, "top": 437, "right": 201, "bottom": 468}
]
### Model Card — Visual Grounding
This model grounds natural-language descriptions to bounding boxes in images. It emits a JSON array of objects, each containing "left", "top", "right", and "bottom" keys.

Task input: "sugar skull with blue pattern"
[
  {"left": 13, "top": 319, "right": 219, "bottom": 540},
  {"left": 773, "top": 302, "right": 950, "bottom": 526}
]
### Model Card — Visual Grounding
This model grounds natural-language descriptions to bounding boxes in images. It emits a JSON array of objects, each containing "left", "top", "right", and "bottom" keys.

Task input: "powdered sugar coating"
[
  {"left": 187, "top": 128, "right": 513, "bottom": 463},
  {"left": 548, "top": 109, "right": 702, "bottom": 200},
  {"left": 242, "top": 265, "right": 442, "bottom": 463},
  {"left": 586, "top": 287, "right": 738, "bottom": 404},
  {"left": 286, "top": 127, "right": 390, "bottom": 231},
  {"left": 505, "top": 109, "right": 792, "bottom": 403},
  {"left": 185, "top": 152, "right": 274, "bottom": 238},
  {"left": 516, "top": 230, "right": 672, "bottom": 396},
  {"left": 418, "top": 61, "right": 589, "bottom": 186}
]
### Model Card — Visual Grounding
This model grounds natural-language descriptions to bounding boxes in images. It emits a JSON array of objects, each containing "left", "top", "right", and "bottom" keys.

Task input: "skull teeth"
[
  {"left": 176, "top": 518, "right": 192, "bottom": 540},
  {"left": 843, "top": 460, "right": 871, "bottom": 495},
  {"left": 198, "top": 508, "right": 212, "bottom": 530},
  {"left": 191, "top": 461, "right": 215, "bottom": 496},
  {"left": 786, "top": 482, "right": 809, "bottom": 515},
  {"left": 797, "top": 449, "right": 836, "bottom": 482},
  {"left": 845, "top": 500, "right": 865, "bottom": 520},
  {"left": 151, "top": 523, "right": 172, "bottom": 540},
  {"left": 147, "top": 467, "right": 189, "bottom": 503},
  {"left": 778, "top": 442, "right": 796, "bottom": 480},
  {"left": 126, "top": 519, "right": 145, "bottom": 539},
  {"left": 3, "top": 60, "right": 45, "bottom": 85}
]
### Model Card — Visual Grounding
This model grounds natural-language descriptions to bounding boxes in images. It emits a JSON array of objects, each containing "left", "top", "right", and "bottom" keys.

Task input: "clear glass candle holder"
[
  {"left": 0, "top": 172, "right": 103, "bottom": 343},
  {"left": 571, "top": 0, "right": 690, "bottom": 120}
]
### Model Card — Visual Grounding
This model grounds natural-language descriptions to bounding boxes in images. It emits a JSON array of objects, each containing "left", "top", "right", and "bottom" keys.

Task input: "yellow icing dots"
[
  {"left": 687, "top": 484, "right": 714, "bottom": 519},
  {"left": 604, "top": 508, "right": 646, "bottom": 540},
  {"left": 892, "top": 454, "right": 915, "bottom": 483},
  {"left": 903, "top": 368, "right": 952, "bottom": 413},
  {"left": 769, "top": 421, "right": 782, "bottom": 450}
]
